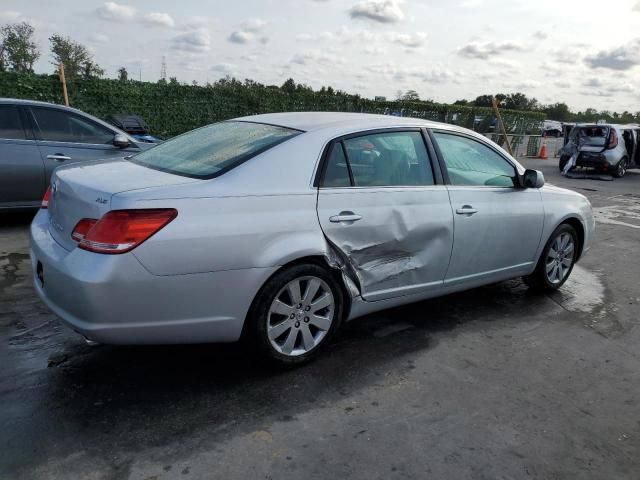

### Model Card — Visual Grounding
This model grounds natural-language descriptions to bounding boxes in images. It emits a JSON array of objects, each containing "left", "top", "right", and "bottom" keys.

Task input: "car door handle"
[
  {"left": 329, "top": 212, "right": 362, "bottom": 223},
  {"left": 47, "top": 154, "right": 72, "bottom": 162},
  {"left": 456, "top": 205, "right": 478, "bottom": 215}
]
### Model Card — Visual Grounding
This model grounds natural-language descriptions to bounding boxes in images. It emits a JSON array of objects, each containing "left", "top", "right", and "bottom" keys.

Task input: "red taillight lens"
[
  {"left": 71, "top": 218, "right": 98, "bottom": 242},
  {"left": 41, "top": 186, "right": 51, "bottom": 209},
  {"left": 77, "top": 209, "right": 177, "bottom": 254},
  {"left": 607, "top": 128, "right": 618, "bottom": 149}
]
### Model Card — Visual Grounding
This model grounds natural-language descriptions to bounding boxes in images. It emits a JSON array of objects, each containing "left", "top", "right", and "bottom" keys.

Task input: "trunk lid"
[{"left": 47, "top": 159, "right": 198, "bottom": 251}]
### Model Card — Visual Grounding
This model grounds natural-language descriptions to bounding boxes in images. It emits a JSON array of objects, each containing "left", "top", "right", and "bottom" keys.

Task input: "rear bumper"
[
  {"left": 30, "top": 210, "right": 276, "bottom": 345},
  {"left": 576, "top": 152, "right": 610, "bottom": 169}
]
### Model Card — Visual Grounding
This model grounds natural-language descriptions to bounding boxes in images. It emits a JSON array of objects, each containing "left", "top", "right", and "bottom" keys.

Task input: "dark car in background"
[{"left": 0, "top": 99, "right": 153, "bottom": 210}]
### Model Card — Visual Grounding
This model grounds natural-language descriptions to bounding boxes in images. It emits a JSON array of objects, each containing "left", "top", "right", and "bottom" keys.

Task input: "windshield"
[{"left": 130, "top": 121, "right": 301, "bottom": 179}]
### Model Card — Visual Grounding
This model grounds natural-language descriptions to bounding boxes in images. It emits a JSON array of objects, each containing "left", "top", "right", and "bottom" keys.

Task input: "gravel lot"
[{"left": 1, "top": 157, "right": 639, "bottom": 479}]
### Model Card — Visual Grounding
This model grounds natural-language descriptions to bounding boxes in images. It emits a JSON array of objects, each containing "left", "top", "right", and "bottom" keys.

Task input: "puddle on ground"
[{"left": 549, "top": 264, "right": 606, "bottom": 316}]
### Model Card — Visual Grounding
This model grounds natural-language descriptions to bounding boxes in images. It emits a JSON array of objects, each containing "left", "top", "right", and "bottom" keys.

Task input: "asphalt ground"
[{"left": 1, "top": 157, "right": 639, "bottom": 479}]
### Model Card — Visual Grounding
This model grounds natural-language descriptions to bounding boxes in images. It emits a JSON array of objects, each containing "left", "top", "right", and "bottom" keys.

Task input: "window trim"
[
  {"left": 315, "top": 127, "right": 440, "bottom": 189},
  {"left": 0, "top": 104, "right": 28, "bottom": 141},
  {"left": 428, "top": 128, "right": 522, "bottom": 189},
  {"left": 28, "top": 106, "right": 118, "bottom": 146}
]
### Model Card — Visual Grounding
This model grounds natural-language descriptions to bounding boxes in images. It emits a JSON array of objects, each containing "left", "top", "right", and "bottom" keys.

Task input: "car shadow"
[{"left": 19, "top": 277, "right": 551, "bottom": 464}]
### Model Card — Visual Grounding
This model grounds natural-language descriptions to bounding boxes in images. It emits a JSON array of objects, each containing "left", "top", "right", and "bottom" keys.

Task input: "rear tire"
[
  {"left": 249, "top": 263, "right": 344, "bottom": 366},
  {"left": 613, "top": 157, "right": 628, "bottom": 178},
  {"left": 523, "top": 224, "right": 578, "bottom": 292}
]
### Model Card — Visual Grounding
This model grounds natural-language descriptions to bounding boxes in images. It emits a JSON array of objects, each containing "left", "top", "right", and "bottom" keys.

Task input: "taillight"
[
  {"left": 41, "top": 186, "right": 51, "bottom": 209},
  {"left": 71, "top": 218, "right": 98, "bottom": 242},
  {"left": 607, "top": 128, "right": 618, "bottom": 149},
  {"left": 76, "top": 209, "right": 177, "bottom": 254}
]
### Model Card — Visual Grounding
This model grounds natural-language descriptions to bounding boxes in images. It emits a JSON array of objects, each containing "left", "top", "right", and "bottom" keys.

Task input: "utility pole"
[{"left": 160, "top": 56, "right": 167, "bottom": 81}]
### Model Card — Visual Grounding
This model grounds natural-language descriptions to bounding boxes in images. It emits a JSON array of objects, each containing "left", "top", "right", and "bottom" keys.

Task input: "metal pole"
[
  {"left": 58, "top": 63, "right": 69, "bottom": 106},
  {"left": 492, "top": 96, "right": 513, "bottom": 156}
]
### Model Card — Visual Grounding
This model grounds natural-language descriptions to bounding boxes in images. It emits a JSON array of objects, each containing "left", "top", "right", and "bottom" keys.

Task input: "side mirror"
[
  {"left": 522, "top": 169, "right": 545, "bottom": 188},
  {"left": 113, "top": 133, "right": 130, "bottom": 149}
]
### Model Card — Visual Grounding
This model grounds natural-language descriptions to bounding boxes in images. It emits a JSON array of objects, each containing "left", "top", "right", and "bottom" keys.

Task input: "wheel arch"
[
  {"left": 240, "top": 254, "right": 354, "bottom": 341},
  {"left": 558, "top": 216, "right": 585, "bottom": 261}
]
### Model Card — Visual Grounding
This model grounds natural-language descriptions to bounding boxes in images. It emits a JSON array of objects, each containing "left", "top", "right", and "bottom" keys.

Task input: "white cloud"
[
  {"left": 514, "top": 79, "right": 540, "bottom": 89},
  {"left": 554, "top": 81, "right": 571, "bottom": 89},
  {"left": 349, "top": 0, "right": 404, "bottom": 24},
  {"left": 241, "top": 18, "right": 267, "bottom": 32},
  {"left": 584, "top": 40, "right": 640, "bottom": 71},
  {"left": 228, "top": 31, "right": 253, "bottom": 44},
  {"left": 460, "top": 0, "right": 483, "bottom": 7},
  {"left": 96, "top": 2, "right": 135, "bottom": 22},
  {"left": 88, "top": 33, "right": 109, "bottom": 44},
  {"left": 211, "top": 63, "right": 236, "bottom": 75},
  {"left": 171, "top": 29, "right": 211, "bottom": 52},
  {"left": 292, "top": 51, "right": 346, "bottom": 65},
  {"left": 0, "top": 11, "right": 21, "bottom": 21},
  {"left": 142, "top": 12, "right": 175, "bottom": 27},
  {"left": 458, "top": 40, "right": 526, "bottom": 59},
  {"left": 392, "top": 33, "right": 427, "bottom": 48}
]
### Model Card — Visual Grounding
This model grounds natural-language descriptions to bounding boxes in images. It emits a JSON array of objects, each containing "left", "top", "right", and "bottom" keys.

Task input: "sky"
[{"left": 2, "top": 0, "right": 640, "bottom": 112}]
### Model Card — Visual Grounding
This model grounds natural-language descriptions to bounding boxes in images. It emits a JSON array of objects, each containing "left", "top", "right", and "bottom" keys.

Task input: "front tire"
[
  {"left": 523, "top": 224, "right": 578, "bottom": 292},
  {"left": 250, "top": 263, "right": 344, "bottom": 365}
]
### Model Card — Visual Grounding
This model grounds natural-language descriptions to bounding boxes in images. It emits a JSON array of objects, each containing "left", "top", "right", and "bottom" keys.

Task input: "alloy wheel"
[
  {"left": 267, "top": 276, "right": 335, "bottom": 356},
  {"left": 618, "top": 159, "right": 627, "bottom": 177},
  {"left": 545, "top": 232, "right": 575, "bottom": 285}
]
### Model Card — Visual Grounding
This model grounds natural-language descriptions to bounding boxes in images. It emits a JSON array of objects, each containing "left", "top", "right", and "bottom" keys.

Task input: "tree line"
[
  {"left": 1, "top": 20, "right": 638, "bottom": 124},
  {"left": 452, "top": 93, "right": 640, "bottom": 124},
  {"left": 0, "top": 21, "right": 103, "bottom": 79}
]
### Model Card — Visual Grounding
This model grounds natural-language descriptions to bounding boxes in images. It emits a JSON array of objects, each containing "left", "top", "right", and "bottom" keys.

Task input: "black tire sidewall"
[
  {"left": 614, "top": 158, "right": 627, "bottom": 178},
  {"left": 251, "top": 263, "right": 344, "bottom": 365}
]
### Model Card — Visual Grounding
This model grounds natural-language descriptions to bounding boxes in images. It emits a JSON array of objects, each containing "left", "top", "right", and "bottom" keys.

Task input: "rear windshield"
[
  {"left": 130, "top": 121, "right": 301, "bottom": 179},
  {"left": 571, "top": 126, "right": 610, "bottom": 147}
]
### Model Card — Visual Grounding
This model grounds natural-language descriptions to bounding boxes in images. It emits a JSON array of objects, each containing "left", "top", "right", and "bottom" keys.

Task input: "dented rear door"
[{"left": 316, "top": 130, "right": 454, "bottom": 302}]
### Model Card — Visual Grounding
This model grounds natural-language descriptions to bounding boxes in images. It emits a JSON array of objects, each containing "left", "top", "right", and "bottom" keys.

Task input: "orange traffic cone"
[{"left": 538, "top": 141, "right": 548, "bottom": 160}]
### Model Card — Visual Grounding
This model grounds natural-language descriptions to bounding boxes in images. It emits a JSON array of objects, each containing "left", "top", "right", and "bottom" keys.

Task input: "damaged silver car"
[
  {"left": 30, "top": 112, "right": 594, "bottom": 365},
  {"left": 560, "top": 123, "right": 640, "bottom": 177}
]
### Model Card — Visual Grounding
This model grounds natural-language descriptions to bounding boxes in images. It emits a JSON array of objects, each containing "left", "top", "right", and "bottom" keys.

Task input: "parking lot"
[{"left": 1, "top": 158, "right": 639, "bottom": 479}]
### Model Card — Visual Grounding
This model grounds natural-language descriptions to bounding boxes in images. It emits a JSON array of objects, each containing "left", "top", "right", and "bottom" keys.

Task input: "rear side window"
[
  {"left": 321, "top": 131, "right": 434, "bottom": 187},
  {"left": 433, "top": 132, "right": 517, "bottom": 187},
  {"left": 131, "top": 121, "right": 301, "bottom": 179},
  {"left": 0, "top": 105, "right": 26, "bottom": 140},
  {"left": 31, "top": 107, "right": 115, "bottom": 144},
  {"left": 321, "top": 143, "right": 351, "bottom": 187}
]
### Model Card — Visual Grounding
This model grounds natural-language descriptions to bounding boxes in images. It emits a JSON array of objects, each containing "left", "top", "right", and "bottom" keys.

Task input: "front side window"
[
  {"left": 0, "top": 105, "right": 26, "bottom": 140},
  {"left": 339, "top": 131, "right": 434, "bottom": 187},
  {"left": 131, "top": 121, "right": 300, "bottom": 179},
  {"left": 31, "top": 107, "right": 115, "bottom": 144},
  {"left": 433, "top": 132, "right": 517, "bottom": 187}
]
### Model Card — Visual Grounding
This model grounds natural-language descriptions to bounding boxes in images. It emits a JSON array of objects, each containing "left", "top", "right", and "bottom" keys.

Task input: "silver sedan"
[{"left": 30, "top": 113, "right": 594, "bottom": 364}]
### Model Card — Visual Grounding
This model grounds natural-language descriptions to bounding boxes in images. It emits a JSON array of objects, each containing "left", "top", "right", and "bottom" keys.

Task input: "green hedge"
[{"left": 0, "top": 72, "right": 544, "bottom": 138}]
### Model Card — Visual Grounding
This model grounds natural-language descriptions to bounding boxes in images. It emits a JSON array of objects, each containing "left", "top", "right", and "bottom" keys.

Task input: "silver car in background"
[
  {"left": 30, "top": 113, "right": 594, "bottom": 365},
  {"left": 560, "top": 123, "right": 640, "bottom": 178},
  {"left": 0, "top": 98, "right": 148, "bottom": 210}
]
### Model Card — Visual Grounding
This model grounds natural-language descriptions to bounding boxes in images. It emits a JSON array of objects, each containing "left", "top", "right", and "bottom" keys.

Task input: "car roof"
[
  {"left": 233, "top": 111, "right": 446, "bottom": 133},
  {"left": 0, "top": 97, "right": 87, "bottom": 113}
]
